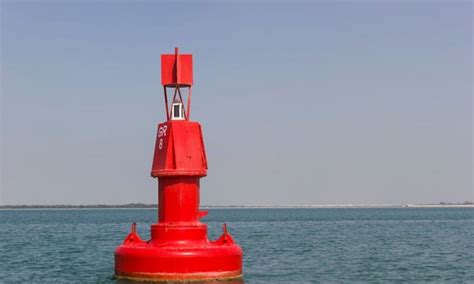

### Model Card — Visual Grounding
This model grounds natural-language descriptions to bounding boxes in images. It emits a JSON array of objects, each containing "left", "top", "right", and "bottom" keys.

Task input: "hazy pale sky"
[{"left": 1, "top": 1, "right": 472, "bottom": 205}]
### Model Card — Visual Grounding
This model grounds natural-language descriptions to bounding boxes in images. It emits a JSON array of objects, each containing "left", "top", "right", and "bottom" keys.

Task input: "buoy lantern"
[{"left": 114, "top": 48, "right": 243, "bottom": 281}]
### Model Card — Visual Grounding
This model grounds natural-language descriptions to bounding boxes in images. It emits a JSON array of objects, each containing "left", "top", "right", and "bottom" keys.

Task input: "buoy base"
[{"left": 114, "top": 223, "right": 243, "bottom": 282}]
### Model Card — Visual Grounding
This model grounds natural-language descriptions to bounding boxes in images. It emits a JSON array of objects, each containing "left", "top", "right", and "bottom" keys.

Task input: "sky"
[{"left": 0, "top": 1, "right": 472, "bottom": 206}]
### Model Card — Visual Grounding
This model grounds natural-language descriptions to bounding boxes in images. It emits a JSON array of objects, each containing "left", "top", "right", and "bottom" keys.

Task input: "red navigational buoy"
[{"left": 114, "top": 48, "right": 243, "bottom": 281}]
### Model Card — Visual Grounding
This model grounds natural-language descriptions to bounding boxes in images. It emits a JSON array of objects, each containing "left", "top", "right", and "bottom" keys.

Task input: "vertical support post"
[{"left": 186, "top": 87, "right": 192, "bottom": 120}]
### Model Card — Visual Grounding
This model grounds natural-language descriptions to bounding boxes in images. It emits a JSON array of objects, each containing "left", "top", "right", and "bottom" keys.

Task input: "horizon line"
[{"left": 0, "top": 202, "right": 473, "bottom": 209}]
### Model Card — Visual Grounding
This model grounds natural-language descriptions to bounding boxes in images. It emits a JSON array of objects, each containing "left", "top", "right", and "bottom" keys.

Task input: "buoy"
[{"left": 114, "top": 48, "right": 243, "bottom": 281}]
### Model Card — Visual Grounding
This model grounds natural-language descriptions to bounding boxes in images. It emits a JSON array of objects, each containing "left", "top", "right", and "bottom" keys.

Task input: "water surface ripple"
[{"left": 0, "top": 208, "right": 473, "bottom": 283}]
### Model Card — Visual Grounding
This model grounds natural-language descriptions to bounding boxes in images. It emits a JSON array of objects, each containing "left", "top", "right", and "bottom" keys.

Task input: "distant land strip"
[{"left": 0, "top": 202, "right": 473, "bottom": 209}]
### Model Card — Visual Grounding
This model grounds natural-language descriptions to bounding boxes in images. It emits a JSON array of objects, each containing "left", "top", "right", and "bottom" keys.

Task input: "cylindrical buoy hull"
[{"left": 115, "top": 241, "right": 243, "bottom": 281}]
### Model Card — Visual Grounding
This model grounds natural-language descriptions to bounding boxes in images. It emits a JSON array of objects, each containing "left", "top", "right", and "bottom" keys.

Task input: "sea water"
[{"left": 0, "top": 208, "right": 473, "bottom": 283}]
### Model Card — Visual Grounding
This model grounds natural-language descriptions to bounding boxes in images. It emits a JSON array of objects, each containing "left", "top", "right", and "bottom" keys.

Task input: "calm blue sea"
[{"left": 0, "top": 208, "right": 473, "bottom": 283}]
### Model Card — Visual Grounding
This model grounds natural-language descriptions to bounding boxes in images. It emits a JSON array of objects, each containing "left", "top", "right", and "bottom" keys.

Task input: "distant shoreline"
[{"left": 0, "top": 203, "right": 473, "bottom": 209}]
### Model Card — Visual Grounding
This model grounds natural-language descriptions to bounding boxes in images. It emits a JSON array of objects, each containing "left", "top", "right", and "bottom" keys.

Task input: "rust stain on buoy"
[{"left": 114, "top": 47, "right": 243, "bottom": 281}]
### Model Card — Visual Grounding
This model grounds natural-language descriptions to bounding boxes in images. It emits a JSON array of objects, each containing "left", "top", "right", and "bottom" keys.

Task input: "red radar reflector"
[{"left": 161, "top": 49, "right": 193, "bottom": 87}]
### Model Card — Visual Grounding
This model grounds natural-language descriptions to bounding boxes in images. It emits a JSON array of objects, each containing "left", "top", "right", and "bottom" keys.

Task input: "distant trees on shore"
[{"left": 0, "top": 203, "right": 157, "bottom": 209}]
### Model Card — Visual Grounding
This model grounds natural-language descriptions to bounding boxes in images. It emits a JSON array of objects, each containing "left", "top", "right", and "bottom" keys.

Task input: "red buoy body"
[{"left": 114, "top": 48, "right": 243, "bottom": 281}]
